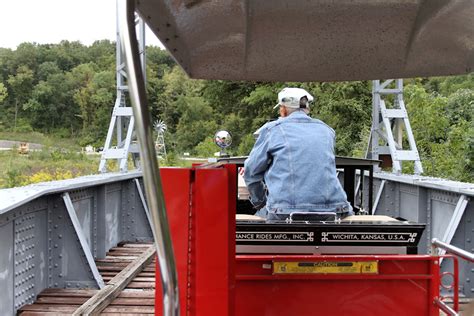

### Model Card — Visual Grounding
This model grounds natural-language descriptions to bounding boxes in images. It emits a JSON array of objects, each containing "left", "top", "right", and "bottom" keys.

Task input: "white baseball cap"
[{"left": 274, "top": 87, "right": 314, "bottom": 109}]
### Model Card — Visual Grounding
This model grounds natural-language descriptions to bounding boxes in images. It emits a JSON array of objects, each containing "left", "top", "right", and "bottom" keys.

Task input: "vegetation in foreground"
[
  {"left": 0, "top": 148, "right": 99, "bottom": 188},
  {"left": 0, "top": 41, "right": 472, "bottom": 187}
]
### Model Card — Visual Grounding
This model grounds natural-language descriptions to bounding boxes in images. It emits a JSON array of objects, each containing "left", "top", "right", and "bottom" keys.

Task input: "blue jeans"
[{"left": 255, "top": 205, "right": 353, "bottom": 221}]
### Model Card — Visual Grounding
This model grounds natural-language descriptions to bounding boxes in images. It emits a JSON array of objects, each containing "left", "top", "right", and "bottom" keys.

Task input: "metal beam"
[
  {"left": 372, "top": 180, "right": 386, "bottom": 215},
  {"left": 99, "top": 0, "right": 145, "bottom": 173},
  {"left": 134, "top": 179, "right": 153, "bottom": 229},
  {"left": 62, "top": 193, "right": 105, "bottom": 289},
  {"left": 369, "top": 79, "right": 423, "bottom": 175},
  {"left": 438, "top": 195, "right": 469, "bottom": 257}
]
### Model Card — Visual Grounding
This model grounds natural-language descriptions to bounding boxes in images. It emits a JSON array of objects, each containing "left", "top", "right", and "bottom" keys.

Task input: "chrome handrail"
[
  {"left": 432, "top": 238, "right": 474, "bottom": 262},
  {"left": 119, "top": 1, "right": 179, "bottom": 315},
  {"left": 434, "top": 298, "right": 458, "bottom": 316},
  {"left": 431, "top": 238, "right": 474, "bottom": 316}
]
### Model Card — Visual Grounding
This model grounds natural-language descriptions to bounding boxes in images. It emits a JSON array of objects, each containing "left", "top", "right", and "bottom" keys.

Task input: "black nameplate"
[
  {"left": 236, "top": 231, "right": 315, "bottom": 242},
  {"left": 236, "top": 222, "right": 425, "bottom": 247}
]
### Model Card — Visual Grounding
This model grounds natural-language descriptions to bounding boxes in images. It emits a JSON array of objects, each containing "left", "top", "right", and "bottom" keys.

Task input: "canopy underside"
[{"left": 136, "top": 0, "right": 474, "bottom": 82}]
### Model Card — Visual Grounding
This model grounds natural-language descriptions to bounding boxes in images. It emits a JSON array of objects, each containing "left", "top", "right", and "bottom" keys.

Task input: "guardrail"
[
  {"left": 0, "top": 172, "right": 153, "bottom": 315},
  {"left": 432, "top": 238, "right": 474, "bottom": 262},
  {"left": 432, "top": 238, "right": 474, "bottom": 316}
]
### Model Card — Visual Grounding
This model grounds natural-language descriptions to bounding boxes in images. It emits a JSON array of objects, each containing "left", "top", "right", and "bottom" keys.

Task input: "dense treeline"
[{"left": 0, "top": 41, "right": 472, "bottom": 182}]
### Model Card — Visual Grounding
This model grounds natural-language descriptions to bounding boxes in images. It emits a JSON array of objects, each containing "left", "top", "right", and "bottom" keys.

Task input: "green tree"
[
  {"left": 24, "top": 71, "right": 80, "bottom": 135},
  {"left": 237, "top": 134, "right": 256, "bottom": 155},
  {"left": 6, "top": 65, "right": 34, "bottom": 131},
  {"left": 73, "top": 70, "right": 115, "bottom": 145},
  {"left": 195, "top": 137, "right": 219, "bottom": 157},
  {"left": 0, "top": 82, "right": 7, "bottom": 103},
  {"left": 175, "top": 96, "right": 218, "bottom": 153},
  {"left": 147, "top": 46, "right": 175, "bottom": 78},
  {"left": 445, "top": 89, "right": 474, "bottom": 124},
  {"left": 310, "top": 81, "right": 371, "bottom": 156},
  {"left": 36, "top": 61, "right": 61, "bottom": 81},
  {"left": 158, "top": 67, "right": 203, "bottom": 133},
  {"left": 405, "top": 83, "right": 473, "bottom": 182}
]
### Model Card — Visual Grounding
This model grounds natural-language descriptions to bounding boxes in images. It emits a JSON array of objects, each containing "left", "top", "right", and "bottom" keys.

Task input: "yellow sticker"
[{"left": 273, "top": 261, "right": 378, "bottom": 274}]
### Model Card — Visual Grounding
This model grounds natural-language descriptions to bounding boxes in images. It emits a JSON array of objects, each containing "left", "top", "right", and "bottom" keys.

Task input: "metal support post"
[
  {"left": 99, "top": 0, "right": 145, "bottom": 173},
  {"left": 368, "top": 79, "right": 423, "bottom": 175},
  {"left": 439, "top": 195, "right": 469, "bottom": 259},
  {"left": 62, "top": 193, "right": 105, "bottom": 289},
  {"left": 372, "top": 180, "right": 386, "bottom": 215},
  {"left": 134, "top": 178, "right": 153, "bottom": 229}
]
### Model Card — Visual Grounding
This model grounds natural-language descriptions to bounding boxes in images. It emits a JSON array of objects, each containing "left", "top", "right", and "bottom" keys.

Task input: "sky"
[{"left": 0, "top": 0, "right": 163, "bottom": 49}]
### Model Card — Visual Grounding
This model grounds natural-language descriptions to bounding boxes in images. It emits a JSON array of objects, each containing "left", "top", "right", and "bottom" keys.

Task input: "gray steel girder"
[{"left": 0, "top": 173, "right": 152, "bottom": 314}]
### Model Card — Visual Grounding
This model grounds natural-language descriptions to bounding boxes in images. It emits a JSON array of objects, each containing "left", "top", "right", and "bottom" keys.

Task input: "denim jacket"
[{"left": 244, "top": 111, "right": 352, "bottom": 217}]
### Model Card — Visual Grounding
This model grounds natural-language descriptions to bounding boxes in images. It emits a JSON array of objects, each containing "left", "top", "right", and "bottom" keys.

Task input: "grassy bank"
[
  {"left": 0, "top": 132, "right": 197, "bottom": 189},
  {"left": 0, "top": 131, "right": 81, "bottom": 151},
  {"left": 0, "top": 149, "right": 100, "bottom": 188}
]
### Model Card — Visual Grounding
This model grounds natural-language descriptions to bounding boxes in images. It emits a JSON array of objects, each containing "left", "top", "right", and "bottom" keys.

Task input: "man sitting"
[{"left": 244, "top": 87, "right": 352, "bottom": 220}]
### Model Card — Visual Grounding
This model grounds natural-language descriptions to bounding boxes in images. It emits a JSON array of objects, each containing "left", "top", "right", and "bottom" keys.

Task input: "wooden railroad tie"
[{"left": 73, "top": 245, "right": 156, "bottom": 315}]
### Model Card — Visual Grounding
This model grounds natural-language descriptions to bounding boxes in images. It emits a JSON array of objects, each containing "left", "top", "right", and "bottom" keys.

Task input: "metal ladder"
[
  {"left": 368, "top": 79, "right": 423, "bottom": 175},
  {"left": 99, "top": 12, "right": 145, "bottom": 173}
]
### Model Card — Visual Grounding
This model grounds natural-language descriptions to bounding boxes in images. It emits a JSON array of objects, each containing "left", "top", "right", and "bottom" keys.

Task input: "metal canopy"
[{"left": 136, "top": 0, "right": 474, "bottom": 82}]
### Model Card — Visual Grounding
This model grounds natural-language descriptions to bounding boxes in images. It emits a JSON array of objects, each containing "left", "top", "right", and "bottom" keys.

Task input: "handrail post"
[
  {"left": 118, "top": 1, "right": 180, "bottom": 315},
  {"left": 432, "top": 238, "right": 474, "bottom": 262},
  {"left": 431, "top": 238, "right": 474, "bottom": 316}
]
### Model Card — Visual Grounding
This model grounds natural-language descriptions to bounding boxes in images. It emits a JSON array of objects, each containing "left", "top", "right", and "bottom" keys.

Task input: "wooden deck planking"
[{"left": 18, "top": 242, "right": 156, "bottom": 315}]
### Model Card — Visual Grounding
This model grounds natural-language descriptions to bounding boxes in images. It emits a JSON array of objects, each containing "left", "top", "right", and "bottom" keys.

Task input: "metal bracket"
[
  {"left": 438, "top": 195, "right": 469, "bottom": 259},
  {"left": 62, "top": 193, "right": 105, "bottom": 289},
  {"left": 372, "top": 180, "right": 386, "bottom": 215},
  {"left": 134, "top": 179, "right": 153, "bottom": 230}
]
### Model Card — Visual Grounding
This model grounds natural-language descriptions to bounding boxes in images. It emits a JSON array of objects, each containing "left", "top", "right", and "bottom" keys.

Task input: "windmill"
[{"left": 154, "top": 120, "right": 167, "bottom": 159}]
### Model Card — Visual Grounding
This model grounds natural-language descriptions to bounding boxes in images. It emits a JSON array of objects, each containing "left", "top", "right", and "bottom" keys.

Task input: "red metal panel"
[
  {"left": 154, "top": 165, "right": 443, "bottom": 316},
  {"left": 193, "top": 167, "right": 235, "bottom": 316},
  {"left": 155, "top": 168, "right": 193, "bottom": 316},
  {"left": 235, "top": 255, "right": 440, "bottom": 316}
]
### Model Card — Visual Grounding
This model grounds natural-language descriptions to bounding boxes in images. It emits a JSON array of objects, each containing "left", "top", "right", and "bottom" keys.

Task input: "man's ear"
[{"left": 280, "top": 106, "right": 288, "bottom": 117}]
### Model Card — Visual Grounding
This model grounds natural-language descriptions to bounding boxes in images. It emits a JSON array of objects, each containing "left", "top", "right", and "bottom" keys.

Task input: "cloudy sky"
[{"left": 0, "top": 0, "right": 162, "bottom": 49}]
